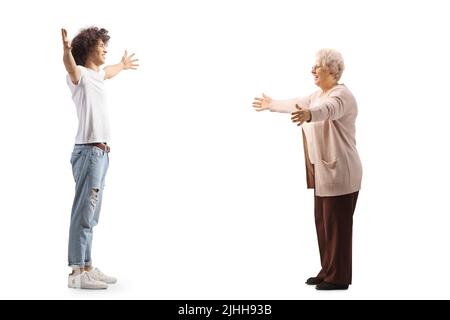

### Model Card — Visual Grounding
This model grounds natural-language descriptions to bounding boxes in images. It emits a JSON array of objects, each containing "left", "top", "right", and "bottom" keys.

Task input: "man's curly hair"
[{"left": 71, "top": 27, "right": 110, "bottom": 66}]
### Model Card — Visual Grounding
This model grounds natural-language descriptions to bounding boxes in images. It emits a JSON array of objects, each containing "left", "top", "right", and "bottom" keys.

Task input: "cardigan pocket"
[
  {"left": 316, "top": 158, "right": 344, "bottom": 185},
  {"left": 321, "top": 158, "right": 338, "bottom": 168}
]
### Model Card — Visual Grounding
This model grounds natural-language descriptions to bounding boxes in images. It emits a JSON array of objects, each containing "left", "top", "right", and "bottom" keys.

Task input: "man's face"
[{"left": 91, "top": 39, "right": 107, "bottom": 66}]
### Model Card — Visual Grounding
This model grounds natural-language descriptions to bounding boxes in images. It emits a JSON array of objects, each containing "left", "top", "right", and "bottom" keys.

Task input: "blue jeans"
[{"left": 68, "top": 145, "right": 109, "bottom": 268}]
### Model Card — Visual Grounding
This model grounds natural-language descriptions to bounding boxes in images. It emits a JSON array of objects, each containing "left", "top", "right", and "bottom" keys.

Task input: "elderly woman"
[{"left": 252, "top": 49, "right": 362, "bottom": 290}]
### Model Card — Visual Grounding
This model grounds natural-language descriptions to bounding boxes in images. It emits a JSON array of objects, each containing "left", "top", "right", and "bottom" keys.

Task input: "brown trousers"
[
  {"left": 314, "top": 191, "right": 359, "bottom": 285},
  {"left": 301, "top": 130, "right": 359, "bottom": 285}
]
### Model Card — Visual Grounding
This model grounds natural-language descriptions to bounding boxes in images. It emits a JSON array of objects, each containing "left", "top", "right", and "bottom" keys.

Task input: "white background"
[{"left": 0, "top": 0, "right": 449, "bottom": 300}]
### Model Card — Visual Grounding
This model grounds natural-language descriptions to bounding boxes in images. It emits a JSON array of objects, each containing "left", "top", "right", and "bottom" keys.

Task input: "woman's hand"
[
  {"left": 291, "top": 104, "right": 311, "bottom": 125},
  {"left": 252, "top": 93, "right": 272, "bottom": 112}
]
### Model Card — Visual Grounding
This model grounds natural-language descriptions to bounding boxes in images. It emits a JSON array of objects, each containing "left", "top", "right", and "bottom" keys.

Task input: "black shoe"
[
  {"left": 305, "top": 277, "right": 323, "bottom": 285},
  {"left": 315, "top": 281, "right": 349, "bottom": 290}
]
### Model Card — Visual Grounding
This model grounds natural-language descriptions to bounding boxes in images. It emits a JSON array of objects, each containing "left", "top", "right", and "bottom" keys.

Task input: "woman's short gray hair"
[{"left": 316, "top": 48, "right": 345, "bottom": 81}]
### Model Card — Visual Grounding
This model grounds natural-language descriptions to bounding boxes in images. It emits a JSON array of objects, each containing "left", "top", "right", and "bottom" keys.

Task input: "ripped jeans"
[{"left": 68, "top": 145, "right": 109, "bottom": 268}]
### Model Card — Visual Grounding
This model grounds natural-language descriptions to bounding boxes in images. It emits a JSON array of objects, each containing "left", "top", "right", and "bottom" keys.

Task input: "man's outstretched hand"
[
  {"left": 121, "top": 50, "right": 139, "bottom": 70},
  {"left": 61, "top": 28, "right": 71, "bottom": 51}
]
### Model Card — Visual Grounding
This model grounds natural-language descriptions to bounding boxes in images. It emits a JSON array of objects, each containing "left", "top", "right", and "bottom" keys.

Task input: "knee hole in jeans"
[{"left": 89, "top": 188, "right": 99, "bottom": 208}]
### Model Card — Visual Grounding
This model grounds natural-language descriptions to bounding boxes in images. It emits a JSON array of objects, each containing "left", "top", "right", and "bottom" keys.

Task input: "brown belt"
[
  {"left": 92, "top": 143, "right": 110, "bottom": 153},
  {"left": 78, "top": 143, "right": 110, "bottom": 153}
]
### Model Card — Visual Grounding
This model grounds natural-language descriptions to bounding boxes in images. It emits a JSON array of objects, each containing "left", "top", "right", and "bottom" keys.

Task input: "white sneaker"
[
  {"left": 68, "top": 271, "right": 108, "bottom": 289},
  {"left": 87, "top": 267, "right": 117, "bottom": 284}
]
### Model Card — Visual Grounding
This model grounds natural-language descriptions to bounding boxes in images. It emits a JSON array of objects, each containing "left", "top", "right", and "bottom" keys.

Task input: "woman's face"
[{"left": 311, "top": 61, "right": 333, "bottom": 88}]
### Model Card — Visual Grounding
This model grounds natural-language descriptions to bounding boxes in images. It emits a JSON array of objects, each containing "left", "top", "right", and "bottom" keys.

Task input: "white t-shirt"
[{"left": 67, "top": 66, "right": 110, "bottom": 144}]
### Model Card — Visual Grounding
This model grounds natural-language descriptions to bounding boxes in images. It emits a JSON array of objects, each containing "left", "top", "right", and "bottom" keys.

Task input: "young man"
[{"left": 62, "top": 27, "right": 138, "bottom": 289}]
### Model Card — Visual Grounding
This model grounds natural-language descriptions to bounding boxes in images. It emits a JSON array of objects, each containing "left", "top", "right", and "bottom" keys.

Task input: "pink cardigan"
[{"left": 269, "top": 84, "right": 362, "bottom": 196}]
